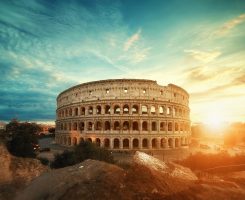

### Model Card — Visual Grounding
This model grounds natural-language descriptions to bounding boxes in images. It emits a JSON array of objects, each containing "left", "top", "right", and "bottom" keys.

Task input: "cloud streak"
[{"left": 124, "top": 29, "right": 141, "bottom": 51}]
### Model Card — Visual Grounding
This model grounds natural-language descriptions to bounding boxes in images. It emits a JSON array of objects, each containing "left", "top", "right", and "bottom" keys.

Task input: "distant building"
[
  {"left": 38, "top": 124, "right": 55, "bottom": 135},
  {"left": 225, "top": 123, "right": 245, "bottom": 146},
  {"left": 0, "top": 122, "right": 6, "bottom": 130}
]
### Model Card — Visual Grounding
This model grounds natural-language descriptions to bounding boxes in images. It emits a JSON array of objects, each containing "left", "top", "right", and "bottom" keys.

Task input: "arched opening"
[
  {"left": 159, "top": 106, "right": 164, "bottom": 115},
  {"left": 133, "top": 139, "right": 139, "bottom": 148},
  {"left": 132, "top": 121, "right": 138, "bottom": 131},
  {"left": 150, "top": 106, "right": 156, "bottom": 114},
  {"left": 68, "top": 123, "right": 71, "bottom": 131},
  {"left": 104, "top": 121, "right": 111, "bottom": 131},
  {"left": 95, "top": 138, "right": 101, "bottom": 147},
  {"left": 160, "top": 138, "right": 167, "bottom": 148},
  {"left": 75, "top": 108, "right": 78, "bottom": 116},
  {"left": 175, "top": 123, "right": 179, "bottom": 131},
  {"left": 73, "top": 137, "right": 77, "bottom": 146},
  {"left": 160, "top": 122, "right": 165, "bottom": 131},
  {"left": 123, "top": 139, "right": 129, "bottom": 148},
  {"left": 79, "top": 122, "right": 84, "bottom": 131},
  {"left": 80, "top": 138, "right": 84, "bottom": 144},
  {"left": 142, "top": 138, "right": 148, "bottom": 148},
  {"left": 105, "top": 105, "right": 110, "bottom": 114},
  {"left": 114, "top": 105, "right": 120, "bottom": 114},
  {"left": 168, "top": 138, "right": 173, "bottom": 148},
  {"left": 88, "top": 106, "right": 93, "bottom": 115},
  {"left": 104, "top": 138, "right": 110, "bottom": 148},
  {"left": 175, "top": 138, "right": 179, "bottom": 148},
  {"left": 61, "top": 123, "right": 63, "bottom": 130},
  {"left": 167, "top": 107, "right": 172, "bottom": 115},
  {"left": 114, "top": 138, "right": 119, "bottom": 149},
  {"left": 64, "top": 137, "right": 67, "bottom": 145},
  {"left": 174, "top": 107, "right": 178, "bottom": 116},
  {"left": 142, "top": 105, "right": 148, "bottom": 114},
  {"left": 86, "top": 138, "right": 92, "bottom": 143},
  {"left": 152, "top": 138, "right": 157, "bottom": 149},
  {"left": 123, "top": 121, "right": 129, "bottom": 130},
  {"left": 152, "top": 121, "right": 157, "bottom": 131},
  {"left": 114, "top": 121, "right": 120, "bottom": 130},
  {"left": 142, "top": 121, "right": 148, "bottom": 131},
  {"left": 132, "top": 105, "right": 138, "bottom": 114},
  {"left": 87, "top": 122, "right": 93, "bottom": 131},
  {"left": 168, "top": 122, "right": 172, "bottom": 131},
  {"left": 65, "top": 109, "right": 68, "bottom": 117},
  {"left": 68, "top": 137, "right": 71, "bottom": 145},
  {"left": 123, "top": 105, "right": 129, "bottom": 114},
  {"left": 69, "top": 108, "right": 72, "bottom": 116},
  {"left": 95, "top": 121, "right": 102, "bottom": 130},
  {"left": 80, "top": 107, "right": 85, "bottom": 115},
  {"left": 64, "top": 123, "right": 67, "bottom": 130},
  {"left": 73, "top": 122, "right": 78, "bottom": 130},
  {"left": 179, "top": 109, "right": 182, "bottom": 116},
  {"left": 180, "top": 123, "right": 183, "bottom": 131},
  {"left": 96, "top": 106, "right": 101, "bottom": 114}
]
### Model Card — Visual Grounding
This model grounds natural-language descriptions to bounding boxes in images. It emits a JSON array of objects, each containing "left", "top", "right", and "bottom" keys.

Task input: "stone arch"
[
  {"left": 150, "top": 106, "right": 156, "bottom": 114},
  {"left": 95, "top": 121, "right": 102, "bottom": 130},
  {"left": 88, "top": 106, "right": 93, "bottom": 115},
  {"left": 152, "top": 121, "right": 157, "bottom": 131},
  {"left": 69, "top": 108, "right": 72, "bottom": 116},
  {"left": 132, "top": 105, "right": 138, "bottom": 114},
  {"left": 152, "top": 138, "right": 157, "bottom": 149},
  {"left": 64, "top": 137, "right": 67, "bottom": 145},
  {"left": 132, "top": 121, "right": 139, "bottom": 131},
  {"left": 114, "top": 121, "right": 120, "bottom": 130},
  {"left": 68, "top": 137, "right": 71, "bottom": 145},
  {"left": 79, "top": 122, "right": 84, "bottom": 131},
  {"left": 142, "top": 121, "right": 148, "bottom": 131},
  {"left": 168, "top": 122, "right": 172, "bottom": 131},
  {"left": 141, "top": 105, "right": 148, "bottom": 114},
  {"left": 80, "top": 137, "right": 84, "bottom": 144},
  {"left": 175, "top": 138, "right": 180, "bottom": 147},
  {"left": 132, "top": 138, "right": 139, "bottom": 148},
  {"left": 73, "top": 122, "right": 78, "bottom": 130},
  {"left": 87, "top": 122, "right": 93, "bottom": 131},
  {"left": 160, "top": 138, "right": 167, "bottom": 148},
  {"left": 80, "top": 107, "right": 85, "bottom": 115},
  {"left": 104, "top": 138, "right": 110, "bottom": 148},
  {"left": 86, "top": 138, "right": 92, "bottom": 143},
  {"left": 73, "top": 137, "right": 78, "bottom": 146},
  {"left": 175, "top": 123, "right": 179, "bottom": 131},
  {"left": 74, "top": 107, "right": 78, "bottom": 116},
  {"left": 95, "top": 138, "right": 101, "bottom": 147},
  {"left": 68, "top": 123, "right": 72, "bottom": 131},
  {"left": 168, "top": 138, "right": 174, "bottom": 148},
  {"left": 105, "top": 105, "right": 110, "bottom": 114},
  {"left": 167, "top": 107, "right": 172, "bottom": 115},
  {"left": 160, "top": 122, "right": 166, "bottom": 131},
  {"left": 104, "top": 121, "right": 111, "bottom": 130},
  {"left": 96, "top": 105, "right": 101, "bottom": 114},
  {"left": 123, "top": 105, "right": 129, "bottom": 114},
  {"left": 123, "top": 138, "right": 129, "bottom": 149},
  {"left": 113, "top": 138, "right": 120, "bottom": 149},
  {"left": 142, "top": 138, "right": 148, "bottom": 148},
  {"left": 159, "top": 106, "right": 164, "bottom": 115},
  {"left": 123, "top": 121, "right": 129, "bottom": 130},
  {"left": 64, "top": 123, "right": 67, "bottom": 130},
  {"left": 114, "top": 105, "right": 120, "bottom": 114}
]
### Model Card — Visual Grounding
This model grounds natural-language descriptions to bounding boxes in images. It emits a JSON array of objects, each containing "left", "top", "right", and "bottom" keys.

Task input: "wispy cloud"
[
  {"left": 124, "top": 29, "right": 141, "bottom": 51},
  {"left": 214, "top": 13, "right": 245, "bottom": 37},
  {"left": 184, "top": 49, "right": 221, "bottom": 63}
]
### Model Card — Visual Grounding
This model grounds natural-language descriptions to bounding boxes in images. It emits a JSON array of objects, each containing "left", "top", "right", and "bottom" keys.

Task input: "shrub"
[
  {"left": 51, "top": 141, "right": 114, "bottom": 168},
  {"left": 38, "top": 157, "right": 50, "bottom": 166}
]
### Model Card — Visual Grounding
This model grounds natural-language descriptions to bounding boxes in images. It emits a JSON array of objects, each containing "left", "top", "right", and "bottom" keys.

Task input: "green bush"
[
  {"left": 51, "top": 141, "right": 114, "bottom": 168},
  {"left": 38, "top": 157, "right": 50, "bottom": 166}
]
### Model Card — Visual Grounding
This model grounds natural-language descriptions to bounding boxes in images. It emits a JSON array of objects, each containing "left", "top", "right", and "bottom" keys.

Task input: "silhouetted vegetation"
[
  {"left": 6, "top": 119, "right": 41, "bottom": 158},
  {"left": 177, "top": 152, "right": 245, "bottom": 171},
  {"left": 51, "top": 141, "right": 114, "bottom": 168}
]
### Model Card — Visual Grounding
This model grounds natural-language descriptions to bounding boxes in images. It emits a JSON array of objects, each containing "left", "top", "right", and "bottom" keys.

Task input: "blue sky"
[{"left": 0, "top": 0, "right": 245, "bottom": 123}]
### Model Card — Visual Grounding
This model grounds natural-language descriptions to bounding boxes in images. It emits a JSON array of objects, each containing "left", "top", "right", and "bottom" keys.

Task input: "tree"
[
  {"left": 6, "top": 119, "right": 41, "bottom": 158},
  {"left": 48, "top": 127, "right": 55, "bottom": 134}
]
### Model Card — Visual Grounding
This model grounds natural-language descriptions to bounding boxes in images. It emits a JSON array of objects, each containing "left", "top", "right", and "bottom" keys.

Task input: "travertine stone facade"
[{"left": 55, "top": 79, "right": 191, "bottom": 150}]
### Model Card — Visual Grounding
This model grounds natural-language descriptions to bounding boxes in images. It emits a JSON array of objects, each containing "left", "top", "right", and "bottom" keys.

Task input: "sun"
[{"left": 204, "top": 112, "right": 225, "bottom": 130}]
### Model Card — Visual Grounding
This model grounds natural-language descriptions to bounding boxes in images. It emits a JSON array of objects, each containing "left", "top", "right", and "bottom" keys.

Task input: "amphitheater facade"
[{"left": 55, "top": 79, "right": 191, "bottom": 151}]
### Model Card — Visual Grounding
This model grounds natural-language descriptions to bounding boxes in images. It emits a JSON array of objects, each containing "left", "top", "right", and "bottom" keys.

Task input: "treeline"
[{"left": 177, "top": 152, "right": 245, "bottom": 171}]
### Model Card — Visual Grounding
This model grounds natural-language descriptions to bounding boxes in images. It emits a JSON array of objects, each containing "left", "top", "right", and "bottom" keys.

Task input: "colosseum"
[{"left": 55, "top": 79, "right": 191, "bottom": 151}]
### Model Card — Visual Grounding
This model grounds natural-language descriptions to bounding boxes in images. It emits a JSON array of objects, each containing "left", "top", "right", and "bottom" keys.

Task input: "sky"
[{"left": 0, "top": 0, "right": 245, "bottom": 124}]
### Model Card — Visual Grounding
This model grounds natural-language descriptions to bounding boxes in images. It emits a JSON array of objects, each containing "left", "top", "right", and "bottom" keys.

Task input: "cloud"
[
  {"left": 214, "top": 13, "right": 245, "bottom": 37},
  {"left": 124, "top": 29, "right": 141, "bottom": 51},
  {"left": 184, "top": 49, "right": 221, "bottom": 63}
]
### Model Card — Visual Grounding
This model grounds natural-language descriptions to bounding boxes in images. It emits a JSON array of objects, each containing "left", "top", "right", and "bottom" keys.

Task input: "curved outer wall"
[{"left": 55, "top": 79, "right": 191, "bottom": 150}]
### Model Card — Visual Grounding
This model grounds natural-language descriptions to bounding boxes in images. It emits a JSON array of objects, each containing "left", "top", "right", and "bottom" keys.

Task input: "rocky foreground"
[{"left": 1, "top": 144, "right": 245, "bottom": 200}]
